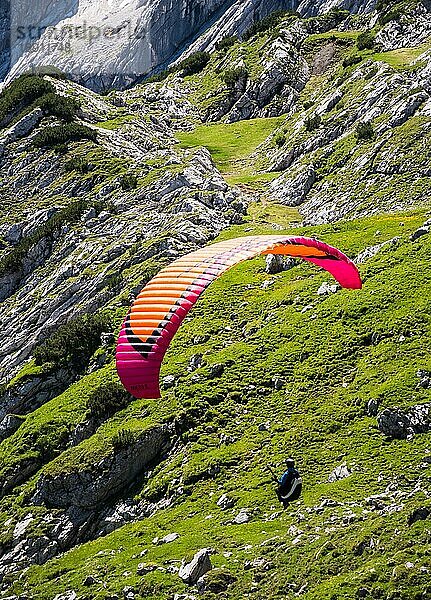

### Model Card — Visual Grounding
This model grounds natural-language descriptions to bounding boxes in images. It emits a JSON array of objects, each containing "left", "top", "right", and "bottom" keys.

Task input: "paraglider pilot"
[{"left": 268, "top": 459, "right": 302, "bottom": 508}]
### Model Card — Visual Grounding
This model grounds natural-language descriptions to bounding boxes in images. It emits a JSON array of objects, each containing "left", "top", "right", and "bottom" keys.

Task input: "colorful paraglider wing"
[{"left": 116, "top": 236, "right": 361, "bottom": 399}]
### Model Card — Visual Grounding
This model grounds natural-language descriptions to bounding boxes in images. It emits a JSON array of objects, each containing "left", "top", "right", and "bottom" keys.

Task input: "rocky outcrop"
[
  {"left": 375, "top": 2, "right": 431, "bottom": 51},
  {"left": 377, "top": 404, "right": 431, "bottom": 439},
  {"left": 3, "top": 0, "right": 306, "bottom": 92},
  {"left": 0, "top": 79, "right": 244, "bottom": 382},
  {"left": 265, "top": 51, "right": 431, "bottom": 222},
  {"left": 2, "top": 0, "right": 381, "bottom": 92},
  {"left": 205, "top": 25, "right": 309, "bottom": 122},
  {"left": 0, "top": 108, "right": 43, "bottom": 149},
  {"left": 0, "top": 367, "right": 75, "bottom": 440},
  {"left": 35, "top": 423, "right": 174, "bottom": 509},
  {"left": 178, "top": 548, "right": 212, "bottom": 584},
  {"left": 270, "top": 164, "right": 315, "bottom": 206}
]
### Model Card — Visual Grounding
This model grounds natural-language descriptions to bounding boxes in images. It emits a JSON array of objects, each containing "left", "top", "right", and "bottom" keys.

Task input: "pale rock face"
[
  {"left": 3, "top": 0, "right": 295, "bottom": 90},
  {"left": 1, "top": 0, "right": 378, "bottom": 91}
]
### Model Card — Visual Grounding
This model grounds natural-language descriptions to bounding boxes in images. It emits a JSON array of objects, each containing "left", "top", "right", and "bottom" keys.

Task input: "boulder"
[
  {"left": 265, "top": 254, "right": 284, "bottom": 274},
  {"left": 410, "top": 225, "right": 430, "bottom": 242},
  {"left": 377, "top": 404, "right": 431, "bottom": 439},
  {"left": 270, "top": 164, "right": 316, "bottom": 206},
  {"left": 208, "top": 363, "right": 224, "bottom": 378},
  {"left": 188, "top": 354, "right": 203, "bottom": 372},
  {"left": 0, "top": 414, "right": 25, "bottom": 442},
  {"left": 137, "top": 562, "right": 158, "bottom": 575},
  {"left": 162, "top": 375, "right": 176, "bottom": 390},
  {"left": 178, "top": 548, "right": 212, "bottom": 585},
  {"left": 216, "top": 493, "right": 235, "bottom": 510},
  {"left": 1, "top": 108, "right": 43, "bottom": 145},
  {"left": 356, "top": 237, "right": 400, "bottom": 264},
  {"left": 317, "top": 282, "right": 338, "bottom": 295},
  {"left": 367, "top": 399, "right": 380, "bottom": 417},
  {"left": 53, "top": 592, "right": 77, "bottom": 600},
  {"left": 233, "top": 509, "right": 250, "bottom": 524},
  {"left": 272, "top": 377, "right": 285, "bottom": 391},
  {"left": 83, "top": 575, "right": 99, "bottom": 586},
  {"left": 153, "top": 532, "right": 180, "bottom": 545},
  {"left": 328, "top": 463, "right": 351, "bottom": 482},
  {"left": 417, "top": 370, "right": 431, "bottom": 390},
  {"left": 197, "top": 568, "right": 236, "bottom": 593},
  {"left": 408, "top": 507, "right": 430, "bottom": 526}
]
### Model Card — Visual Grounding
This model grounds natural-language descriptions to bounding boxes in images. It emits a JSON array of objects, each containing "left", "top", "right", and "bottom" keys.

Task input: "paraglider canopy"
[{"left": 116, "top": 235, "right": 362, "bottom": 399}]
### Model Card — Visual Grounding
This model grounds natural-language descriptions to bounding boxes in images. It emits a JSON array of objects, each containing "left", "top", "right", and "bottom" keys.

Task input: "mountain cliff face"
[
  {"left": 3, "top": 0, "right": 376, "bottom": 92},
  {"left": 0, "top": 2, "right": 431, "bottom": 600}
]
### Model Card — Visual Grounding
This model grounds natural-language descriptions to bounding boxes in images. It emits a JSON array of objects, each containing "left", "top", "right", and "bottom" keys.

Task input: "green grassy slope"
[{"left": 5, "top": 205, "right": 431, "bottom": 600}]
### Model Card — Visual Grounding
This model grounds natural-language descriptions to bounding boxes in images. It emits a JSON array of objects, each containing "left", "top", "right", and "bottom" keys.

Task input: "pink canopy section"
[{"left": 116, "top": 235, "right": 362, "bottom": 399}]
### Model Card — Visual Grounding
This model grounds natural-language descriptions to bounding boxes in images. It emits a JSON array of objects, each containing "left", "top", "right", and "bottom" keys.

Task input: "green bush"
[
  {"left": 342, "top": 54, "right": 362, "bottom": 68},
  {"left": 120, "top": 173, "right": 138, "bottom": 190},
  {"left": 106, "top": 272, "right": 123, "bottom": 290},
  {"left": 86, "top": 381, "right": 131, "bottom": 419},
  {"left": 145, "top": 51, "right": 210, "bottom": 83},
  {"left": 274, "top": 132, "right": 286, "bottom": 147},
  {"left": 179, "top": 52, "right": 211, "bottom": 76},
  {"left": 243, "top": 10, "right": 291, "bottom": 40},
  {"left": 145, "top": 66, "right": 176, "bottom": 84},
  {"left": 33, "top": 123, "right": 97, "bottom": 148},
  {"left": 34, "top": 313, "right": 112, "bottom": 371},
  {"left": 357, "top": 30, "right": 376, "bottom": 51},
  {"left": 304, "top": 114, "right": 321, "bottom": 132},
  {"left": 112, "top": 428, "right": 134, "bottom": 450},
  {"left": 36, "top": 92, "right": 80, "bottom": 122},
  {"left": 0, "top": 74, "right": 80, "bottom": 128},
  {"left": 64, "top": 156, "right": 91, "bottom": 174},
  {"left": 222, "top": 67, "right": 249, "bottom": 88},
  {"left": 215, "top": 36, "right": 238, "bottom": 51},
  {"left": 379, "top": 7, "right": 402, "bottom": 25},
  {"left": 356, "top": 121, "right": 374, "bottom": 140},
  {"left": 0, "top": 74, "right": 53, "bottom": 126}
]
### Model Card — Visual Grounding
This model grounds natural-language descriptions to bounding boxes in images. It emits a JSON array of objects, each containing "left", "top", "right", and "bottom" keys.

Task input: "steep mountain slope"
[
  {"left": 2, "top": 0, "right": 378, "bottom": 92},
  {"left": 0, "top": 4, "right": 430, "bottom": 600}
]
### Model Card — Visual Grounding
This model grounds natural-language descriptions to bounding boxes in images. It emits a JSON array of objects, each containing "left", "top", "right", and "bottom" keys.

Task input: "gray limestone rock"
[
  {"left": 35, "top": 423, "right": 174, "bottom": 509},
  {"left": 377, "top": 404, "right": 431, "bottom": 439},
  {"left": 178, "top": 548, "right": 212, "bottom": 584},
  {"left": 328, "top": 463, "right": 351, "bottom": 482}
]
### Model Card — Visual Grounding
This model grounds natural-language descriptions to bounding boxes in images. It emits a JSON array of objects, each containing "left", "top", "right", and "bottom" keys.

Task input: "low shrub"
[
  {"left": 64, "top": 156, "right": 91, "bottom": 174},
  {"left": 243, "top": 10, "right": 291, "bottom": 40},
  {"left": 357, "top": 30, "right": 376, "bottom": 51},
  {"left": 343, "top": 54, "right": 362, "bottom": 68},
  {"left": 120, "top": 173, "right": 138, "bottom": 190},
  {"left": 36, "top": 92, "right": 80, "bottom": 122},
  {"left": 274, "top": 132, "right": 286, "bottom": 147},
  {"left": 112, "top": 428, "right": 134, "bottom": 450},
  {"left": 379, "top": 7, "right": 402, "bottom": 25},
  {"left": 0, "top": 74, "right": 53, "bottom": 127},
  {"left": 356, "top": 121, "right": 374, "bottom": 140},
  {"left": 86, "top": 381, "right": 131, "bottom": 419},
  {"left": 0, "top": 199, "right": 87, "bottom": 277},
  {"left": 179, "top": 52, "right": 211, "bottom": 76},
  {"left": 33, "top": 123, "right": 97, "bottom": 148},
  {"left": 304, "top": 114, "right": 321, "bottom": 131},
  {"left": 216, "top": 36, "right": 238, "bottom": 51},
  {"left": 33, "top": 312, "right": 112, "bottom": 371},
  {"left": 145, "top": 66, "right": 176, "bottom": 84},
  {"left": 222, "top": 66, "right": 249, "bottom": 88}
]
